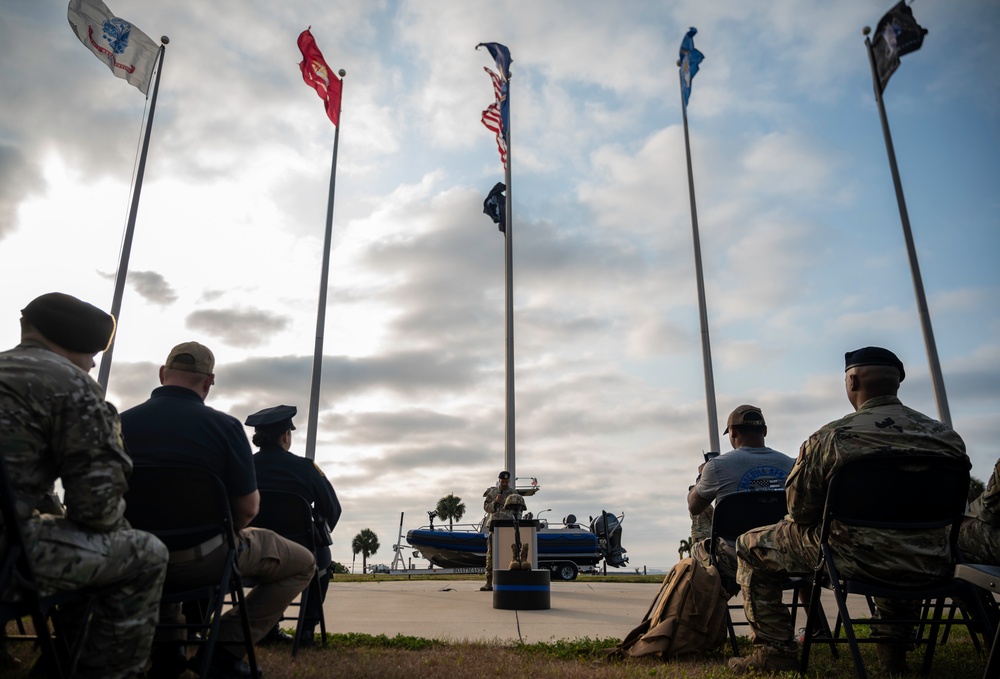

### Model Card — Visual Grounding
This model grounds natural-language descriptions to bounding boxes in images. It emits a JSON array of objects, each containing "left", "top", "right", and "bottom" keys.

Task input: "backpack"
[{"left": 612, "top": 557, "right": 730, "bottom": 659}]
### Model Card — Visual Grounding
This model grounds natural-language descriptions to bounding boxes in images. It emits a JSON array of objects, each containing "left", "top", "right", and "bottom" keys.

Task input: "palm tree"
[
  {"left": 352, "top": 528, "right": 380, "bottom": 573},
  {"left": 435, "top": 494, "right": 466, "bottom": 531}
]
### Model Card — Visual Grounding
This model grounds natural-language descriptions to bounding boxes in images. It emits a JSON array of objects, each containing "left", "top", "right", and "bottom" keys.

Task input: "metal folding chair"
[
  {"left": 0, "top": 453, "right": 96, "bottom": 678},
  {"left": 124, "top": 464, "right": 260, "bottom": 679},
  {"left": 800, "top": 454, "right": 987, "bottom": 678},
  {"left": 250, "top": 489, "right": 328, "bottom": 655},
  {"left": 709, "top": 490, "right": 825, "bottom": 655}
]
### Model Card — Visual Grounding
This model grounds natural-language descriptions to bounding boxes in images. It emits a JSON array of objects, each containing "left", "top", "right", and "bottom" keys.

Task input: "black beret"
[
  {"left": 21, "top": 292, "right": 116, "bottom": 354},
  {"left": 498, "top": 471, "right": 510, "bottom": 480},
  {"left": 245, "top": 404, "right": 297, "bottom": 431},
  {"left": 844, "top": 346, "right": 905, "bottom": 382}
]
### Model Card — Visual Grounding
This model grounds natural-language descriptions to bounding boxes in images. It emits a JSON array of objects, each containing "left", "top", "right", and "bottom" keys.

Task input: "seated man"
[
  {"left": 0, "top": 293, "right": 168, "bottom": 679},
  {"left": 959, "top": 457, "right": 999, "bottom": 566},
  {"left": 246, "top": 404, "right": 342, "bottom": 645},
  {"left": 687, "top": 404, "right": 794, "bottom": 591},
  {"left": 730, "top": 347, "right": 970, "bottom": 675},
  {"left": 120, "top": 342, "right": 315, "bottom": 679}
]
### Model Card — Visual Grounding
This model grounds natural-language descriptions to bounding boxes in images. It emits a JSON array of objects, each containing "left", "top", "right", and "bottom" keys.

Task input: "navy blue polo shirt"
[
  {"left": 121, "top": 385, "right": 256, "bottom": 498},
  {"left": 253, "top": 445, "right": 341, "bottom": 530}
]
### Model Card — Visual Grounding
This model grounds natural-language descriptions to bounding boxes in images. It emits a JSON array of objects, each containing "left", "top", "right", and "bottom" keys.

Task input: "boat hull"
[{"left": 406, "top": 527, "right": 604, "bottom": 569}]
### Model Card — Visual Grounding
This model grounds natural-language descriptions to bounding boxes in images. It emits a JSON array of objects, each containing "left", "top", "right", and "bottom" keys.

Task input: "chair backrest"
[
  {"left": 823, "top": 454, "right": 970, "bottom": 532},
  {"left": 124, "top": 464, "right": 234, "bottom": 551},
  {"left": 710, "top": 490, "right": 788, "bottom": 544},
  {"left": 251, "top": 490, "right": 316, "bottom": 551}
]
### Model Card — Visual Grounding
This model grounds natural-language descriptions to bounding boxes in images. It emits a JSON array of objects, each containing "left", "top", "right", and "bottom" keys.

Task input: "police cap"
[
  {"left": 844, "top": 346, "right": 905, "bottom": 382},
  {"left": 245, "top": 404, "right": 297, "bottom": 432},
  {"left": 498, "top": 471, "right": 510, "bottom": 480},
  {"left": 21, "top": 292, "right": 116, "bottom": 354}
]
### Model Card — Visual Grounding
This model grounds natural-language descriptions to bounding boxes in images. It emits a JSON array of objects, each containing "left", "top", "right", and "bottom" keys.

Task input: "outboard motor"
[{"left": 590, "top": 510, "right": 628, "bottom": 567}]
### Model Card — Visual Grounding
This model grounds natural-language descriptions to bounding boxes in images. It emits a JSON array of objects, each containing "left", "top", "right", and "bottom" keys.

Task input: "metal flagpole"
[
  {"left": 305, "top": 69, "right": 346, "bottom": 461},
  {"left": 98, "top": 38, "right": 169, "bottom": 392},
  {"left": 679, "top": 68, "right": 720, "bottom": 455},
  {"left": 864, "top": 30, "right": 951, "bottom": 426},
  {"left": 503, "top": 81, "right": 516, "bottom": 483}
]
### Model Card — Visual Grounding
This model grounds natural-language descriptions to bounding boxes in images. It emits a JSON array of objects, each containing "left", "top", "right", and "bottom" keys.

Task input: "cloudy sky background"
[{"left": 1, "top": 1, "right": 998, "bottom": 572}]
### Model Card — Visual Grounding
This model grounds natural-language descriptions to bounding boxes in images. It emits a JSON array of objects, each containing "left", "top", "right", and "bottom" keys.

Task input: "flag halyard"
[
  {"left": 298, "top": 28, "right": 342, "bottom": 126},
  {"left": 67, "top": 0, "right": 158, "bottom": 94}
]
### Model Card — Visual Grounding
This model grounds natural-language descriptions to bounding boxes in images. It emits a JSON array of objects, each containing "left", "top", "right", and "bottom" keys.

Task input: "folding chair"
[
  {"left": 124, "top": 464, "right": 260, "bottom": 679},
  {"left": 250, "top": 489, "right": 328, "bottom": 655},
  {"left": 0, "top": 454, "right": 96, "bottom": 678},
  {"left": 709, "top": 490, "right": 823, "bottom": 655},
  {"left": 800, "top": 454, "right": 987, "bottom": 679},
  {"left": 954, "top": 563, "right": 1000, "bottom": 679}
]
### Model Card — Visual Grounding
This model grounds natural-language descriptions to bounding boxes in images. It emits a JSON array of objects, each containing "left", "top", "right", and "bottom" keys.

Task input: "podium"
[{"left": 489, "top": 519, "right": 550, "bottom": 610}]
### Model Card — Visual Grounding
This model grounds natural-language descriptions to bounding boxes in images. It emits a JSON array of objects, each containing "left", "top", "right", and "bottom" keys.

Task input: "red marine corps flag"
[
  {"left": 298, "top": 28, "right": 342, "bottom": 126},
  {"left": 67, "top": 0, "right": 158, "bottom": 94}
]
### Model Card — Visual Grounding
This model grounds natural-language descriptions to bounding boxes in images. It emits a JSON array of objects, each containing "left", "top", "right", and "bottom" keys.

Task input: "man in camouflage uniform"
[
  {"left": 480, "top": 470, "right": 520, "bottom": 591},
  {"left": 959, "top": 457, "right": 1000, "bottom": 565},
  {"left": 0, "top": 293, "right": 168, "bottom": 679},
  {"left": 729, "top": 347, "right": 969, "bottom": 675}
]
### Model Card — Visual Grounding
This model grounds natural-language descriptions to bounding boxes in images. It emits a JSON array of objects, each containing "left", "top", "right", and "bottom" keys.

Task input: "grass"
[{"left": 5, "top": 623, "right": 990, "bottom": 678}]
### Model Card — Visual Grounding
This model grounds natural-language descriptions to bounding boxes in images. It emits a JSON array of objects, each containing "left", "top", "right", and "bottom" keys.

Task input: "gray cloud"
[
  {"left": 0, "top": 144, "right": 44, "bottom": 241},
  {"left": 186, "top": 308, "right": 291, "bottom": 348}
]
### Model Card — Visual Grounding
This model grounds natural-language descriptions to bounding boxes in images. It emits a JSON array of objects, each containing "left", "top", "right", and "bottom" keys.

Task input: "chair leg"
[
  {"left": 291, "top": 578, "right": 310, "bottom": 657},
  {"left": 229, "top": 573, "right": 260, "bottom": 679},
  {"left": 316, "top": 574, "right": 328, "bottom": 647}
]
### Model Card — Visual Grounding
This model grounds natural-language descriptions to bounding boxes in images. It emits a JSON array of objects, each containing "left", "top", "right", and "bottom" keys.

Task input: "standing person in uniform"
[
  {"left": 120, "top": 342, "right": 315, "bottom": 679},
  {"left": 480, "top": 470, "right": 520, "bottom": 591},
  {"left": 687, "top": 405, "right": 794, "bottom": 589},
  {"left": 246, "top": 404, "right": 341, "bottom": 646},
  {"left": 729, "top": 347, "right": 970, "bottom": 675},
  {"left": 0, "top": 292, "right": 168, "bottom": 679},
  {"left": 959, "top": 457, "right": 1000, "bottom": 566}
]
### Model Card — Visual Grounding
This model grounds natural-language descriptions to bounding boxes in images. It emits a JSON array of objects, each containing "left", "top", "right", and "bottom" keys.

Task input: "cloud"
[
  {"left": 0, "top": 144, "right": 44, "bottom": 241},
  {"left": 186, "top": 308, "right": 291, "bottom": 347}
]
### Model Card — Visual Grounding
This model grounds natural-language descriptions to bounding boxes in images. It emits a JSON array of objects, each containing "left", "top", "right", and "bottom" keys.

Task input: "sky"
[{"left": 1, "top": 1, "right": 998, "bottom": 573}]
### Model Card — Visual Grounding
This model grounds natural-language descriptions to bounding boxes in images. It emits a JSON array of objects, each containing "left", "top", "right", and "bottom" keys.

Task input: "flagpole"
[
  {"left": 305, "top": 69, "right": 346, "bottom": 461},
  {"left": 503, "top": 83, "right": 516, "bottom": 483},
  {"left": 98, "top": 39, "right": 168, "bottom": 392},
  {"left": 863, "top": 29, "right": 951, "bottom": 427},
  {"left": 678, "top": 67, "right": 720, "bottom": 455}
]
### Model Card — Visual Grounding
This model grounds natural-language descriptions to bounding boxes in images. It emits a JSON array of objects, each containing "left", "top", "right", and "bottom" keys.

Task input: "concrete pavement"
[{"left": 319, "top": 578, "right": 865, "bottom": 644}]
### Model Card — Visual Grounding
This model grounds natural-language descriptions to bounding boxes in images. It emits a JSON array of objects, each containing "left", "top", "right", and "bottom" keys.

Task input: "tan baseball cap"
[
  {"left": 723, "top": 404, "right": 765, "bottom": 434},
  {"left": 164, "top": 341, "right": 215, "bottom": 374}
]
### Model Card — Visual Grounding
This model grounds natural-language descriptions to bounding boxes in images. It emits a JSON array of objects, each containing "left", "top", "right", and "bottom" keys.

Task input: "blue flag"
[
  {"left": 476, "top": 42, "right": 512, "bottom": 81},
  {"left": 679, "top": 27, "right": 704, "bottom": 107}
]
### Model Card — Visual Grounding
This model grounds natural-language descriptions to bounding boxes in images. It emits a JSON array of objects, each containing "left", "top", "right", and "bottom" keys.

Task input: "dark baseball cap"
[{"left": 723, "top": 404, "right": 766, "bottom": 434}]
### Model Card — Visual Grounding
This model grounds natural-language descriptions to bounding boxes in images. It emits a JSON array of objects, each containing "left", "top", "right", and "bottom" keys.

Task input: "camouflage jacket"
[
  {"left": 0, "top": 341, "right": 131, "bottom": 536},
  {"left": 959, "top": 458, "right": 1000, "bottom": 564},
  {"left": 786, "top": 394, "right": 969, "bottom": 581},
  {"left": 482, "top": 486, "right": 520, "bottom": 527},
  {"left": 969, "top": 458, "right": 1000, "bottom": 528}
]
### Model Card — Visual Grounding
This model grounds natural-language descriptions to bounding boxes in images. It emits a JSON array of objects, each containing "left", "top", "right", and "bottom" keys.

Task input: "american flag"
[{"left": 481, "top": 66, "right": 507, "bottom": 169}]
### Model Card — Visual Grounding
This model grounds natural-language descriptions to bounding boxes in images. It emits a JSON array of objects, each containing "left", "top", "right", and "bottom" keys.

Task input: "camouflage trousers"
[
  {"left": 484, "top": 533, "right": 494, "bottom": 586},
  {"left": 692, "top": 537, "right": 741, "bottom": 596},
  {"left": 736, "top": 520, "right": 919, "bottom": 654},
  {"left": 26, "top": 515, "right": 169, "bottom": 679},
  {"left": 958, "top": 517, "right": 1000, "bottom": 566}
]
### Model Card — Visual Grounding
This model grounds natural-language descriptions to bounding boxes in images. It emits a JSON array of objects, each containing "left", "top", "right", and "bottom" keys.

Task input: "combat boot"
[
  {"left": 480, "top": 569, "right": 493, "bottom": 591},
  {"left": 519, "top": 544, "right": 530, "bottom": 569},
  {"left": 509, "top": 542, "right": 522, "bottom": 570},
  {"left": 875, "top": 642, "right": 909, "bottom": 675},
  {"left": 728, "top": 645, "right": 798, "bottom": 674}
]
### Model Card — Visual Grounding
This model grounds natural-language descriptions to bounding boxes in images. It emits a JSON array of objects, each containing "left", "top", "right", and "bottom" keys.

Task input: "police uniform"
[
  {"left": 733, "top": 348, "right": 969, "bottom": 666},
  {"left": 0, "top": 293, "right": 168, "bottom": 679},
  {"left": 247, "top": 405, "right": 341, "bottom": 639},
  {"left": 959, "top": 457, "right": 1000, "bottom": 565},
  {"left": 120, "top": 343, "right": 314, "bottom": 671},
  {"left": 481, "top": 471, "right": 520, "bottom": 590}
]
